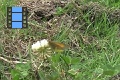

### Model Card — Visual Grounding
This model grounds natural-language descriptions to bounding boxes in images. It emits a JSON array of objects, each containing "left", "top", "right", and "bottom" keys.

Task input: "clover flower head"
[{"left": 32, "top": 39, "right": 49, "bottom": 51}]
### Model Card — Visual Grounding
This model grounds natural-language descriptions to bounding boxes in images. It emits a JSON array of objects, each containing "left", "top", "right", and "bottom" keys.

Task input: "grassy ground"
[{"left": 0, "top": 0, "right": 120, "bottom": 80}]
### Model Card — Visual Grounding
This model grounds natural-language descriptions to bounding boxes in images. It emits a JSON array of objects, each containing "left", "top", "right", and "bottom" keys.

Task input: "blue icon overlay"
[
  {"left": 12, "top": 7, "right": 22, "bottom": 12},
  {"left": 7, "top": 7, "right": 27, "bottom": 29}
]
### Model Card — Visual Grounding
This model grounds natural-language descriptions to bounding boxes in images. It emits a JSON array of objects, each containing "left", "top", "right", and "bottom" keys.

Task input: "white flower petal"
[
  {"left": 39, "top": 39, "right": 49, "bottom": 47},
  {"left": 32, "top": 39, "right": 49, "bottom": 51}
]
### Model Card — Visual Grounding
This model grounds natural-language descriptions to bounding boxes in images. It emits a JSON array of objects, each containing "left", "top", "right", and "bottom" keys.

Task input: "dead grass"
[{"left": 0, "top": 0, "right": 120, "bottom": 80}]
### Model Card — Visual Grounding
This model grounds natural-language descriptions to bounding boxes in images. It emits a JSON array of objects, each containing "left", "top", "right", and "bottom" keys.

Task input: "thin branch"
[{"left": 0, "top": 56, "right": 27, "bottom": 64}]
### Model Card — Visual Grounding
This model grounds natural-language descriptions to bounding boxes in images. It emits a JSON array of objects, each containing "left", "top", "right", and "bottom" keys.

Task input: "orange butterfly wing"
[{"left": 48, "top": 41, "right": 66, "bottom": 51}]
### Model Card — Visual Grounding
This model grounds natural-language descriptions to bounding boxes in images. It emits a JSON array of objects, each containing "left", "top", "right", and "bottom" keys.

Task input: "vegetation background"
[{"left": 0, "top": 0, "right": 120, "bottom": 80}]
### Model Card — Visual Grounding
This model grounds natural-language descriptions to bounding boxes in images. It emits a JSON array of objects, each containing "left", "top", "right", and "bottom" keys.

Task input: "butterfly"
[{"left": 48, "top": 41, "right": 68, "bottom": 52}]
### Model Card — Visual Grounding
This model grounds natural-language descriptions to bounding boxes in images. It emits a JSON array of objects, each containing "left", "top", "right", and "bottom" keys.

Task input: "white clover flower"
[{"left": 32, "top": 39, "right": 49, "bottom": 51}]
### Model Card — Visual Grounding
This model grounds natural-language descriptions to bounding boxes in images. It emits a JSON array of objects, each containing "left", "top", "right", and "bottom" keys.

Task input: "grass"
[{"left": 0, "top": 0, "right": 120, "bottom": 80}]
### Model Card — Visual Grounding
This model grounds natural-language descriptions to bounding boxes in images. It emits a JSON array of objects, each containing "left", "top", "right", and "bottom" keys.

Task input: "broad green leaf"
[{"left": 103, "top": 70, "right": 115, "bottom": 76}]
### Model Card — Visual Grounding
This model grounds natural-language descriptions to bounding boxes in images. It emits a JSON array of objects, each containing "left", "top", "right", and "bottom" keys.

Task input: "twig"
[{"left": 0, "top": 56, "right": 27, "bottom": 64}]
